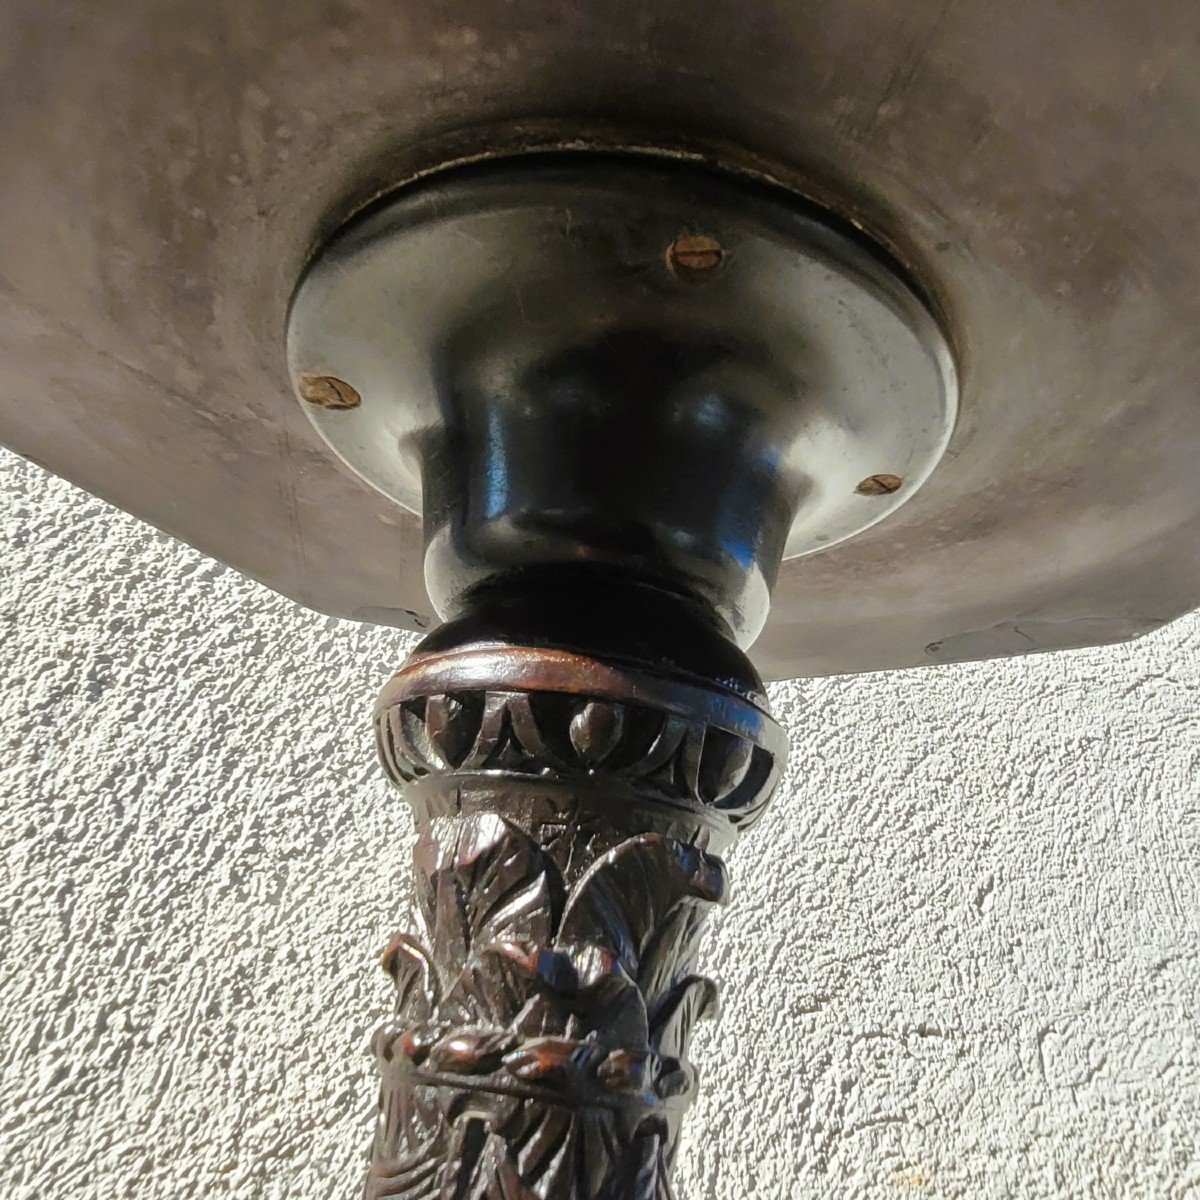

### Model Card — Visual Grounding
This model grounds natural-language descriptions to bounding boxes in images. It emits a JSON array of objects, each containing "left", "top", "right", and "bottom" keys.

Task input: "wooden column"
[{"left": 364, "top": 588, "right": 785, "bottom": 1198}]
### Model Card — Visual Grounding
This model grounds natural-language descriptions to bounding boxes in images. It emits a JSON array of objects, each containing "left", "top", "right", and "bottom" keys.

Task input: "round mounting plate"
[
  {"left": 286, "top": 158, "right": 956, "bottom": 587},
  {"left": 2, "top": 2, "right": 1199, "bottom": 677}
]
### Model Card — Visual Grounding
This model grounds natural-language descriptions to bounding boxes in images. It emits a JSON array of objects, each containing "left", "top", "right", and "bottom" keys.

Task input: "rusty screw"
[
  {"left": 665, "top": 233, "right": 725, "bottom": 280},
  {"left": 856, "top": 473, "right": 904, "bottom": 496},
  {"left": 298, "top": 374, "right": 361, "bottom": 410}
]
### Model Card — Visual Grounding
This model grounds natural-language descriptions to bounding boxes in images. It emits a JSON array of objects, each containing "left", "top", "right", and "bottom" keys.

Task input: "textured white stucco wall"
[{"left": 2, "top": 447, "right": 1197, "bottom": 1199}]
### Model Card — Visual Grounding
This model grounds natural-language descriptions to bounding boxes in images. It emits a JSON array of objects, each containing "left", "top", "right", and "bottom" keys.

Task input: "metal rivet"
[
  {"left": 298, "top": 374, "right": 361, "bottom": 410},
  {"left": 665, "top": 233, "right": 725, "bottom": 280},
  {"left": 856, "top": 473, "right": 904, "bottom": 495}
]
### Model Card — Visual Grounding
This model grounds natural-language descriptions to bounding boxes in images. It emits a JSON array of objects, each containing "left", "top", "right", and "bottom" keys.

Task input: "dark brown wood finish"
[{"left": 366, "top": 593, "right": 784, "bottom": 1197}]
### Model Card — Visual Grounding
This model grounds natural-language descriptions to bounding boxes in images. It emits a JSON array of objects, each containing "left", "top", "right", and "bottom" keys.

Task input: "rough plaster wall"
[{"left": 1, "top": 446, "right": 1197, "bottom": 1200}]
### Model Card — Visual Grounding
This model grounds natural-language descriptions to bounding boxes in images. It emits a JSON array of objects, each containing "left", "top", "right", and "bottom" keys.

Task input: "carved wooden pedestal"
[
  {"left": 364, "top": 587, "right": 785, "bottom": 1198},
  {"left": 282, "top": 154, "right": 945, "bottom": 1196}
]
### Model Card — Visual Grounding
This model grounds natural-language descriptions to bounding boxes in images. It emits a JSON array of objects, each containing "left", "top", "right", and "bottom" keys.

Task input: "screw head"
[
  {"left": 665, "top": 233, "right": 725, "bottom": 280},
  {"left": 856, "top": 473, "right": 904, "bottom": 495},
  {"left": 298, "top": 374, "right": 361, "bottom": 410}
]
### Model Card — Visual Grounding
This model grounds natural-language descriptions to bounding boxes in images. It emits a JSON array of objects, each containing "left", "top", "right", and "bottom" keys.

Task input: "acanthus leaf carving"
[
  {"left": 556, "top": 836, "right": 726, "bottom": 1002},
  {"left": 416, "top": 814, "right": 562, "bottom": 973},
  {"left": 368, "top": 662, "right": 783, "bottom": 1200}
]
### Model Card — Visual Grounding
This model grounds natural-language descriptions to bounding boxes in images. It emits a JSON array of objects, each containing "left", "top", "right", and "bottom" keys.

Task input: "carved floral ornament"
[
  {"left": 370, "top": 815, "right": 724, "bottom": 1199},
  {"left": 375, "top": 684, "right": 782, "bottom": 834},
  {"left": 365, "top": 655, "right": 785, "bottom": 1198}
]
